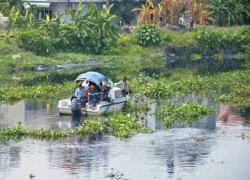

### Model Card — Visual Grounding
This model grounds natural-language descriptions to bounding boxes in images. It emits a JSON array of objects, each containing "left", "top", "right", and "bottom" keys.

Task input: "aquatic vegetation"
[
  {"left": 122, "top": 94, "right": 151, "bottom": 113},
  {"left": 0, "top": 82, "right": 74, "bottom": 104},
  {"left": 0, "top": 113, "right": 154, "bottom": 140},
  {"left": 132, "top": 69, "right": 250, "bottom": 108},
  {"left": 75, "top": 119, "right": 104, "bottom": 136},
  {"left": 0, "top": 122, "right": 73, "bottom": 140},
  {"left": 156, "top": 102, "right": 213, "bottom": 128},
  {"left": 106, "top": 168, "right": 124, "bottom": 179},
  {"left": 107, "top": 113, "right": 153, "bottom": 138}
]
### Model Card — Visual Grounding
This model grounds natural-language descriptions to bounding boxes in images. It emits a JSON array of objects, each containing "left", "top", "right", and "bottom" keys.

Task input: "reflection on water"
[
  {"left": 71, "top": 111, "right": 84, "bottom": 129},
  {"left": 0, "top": 100, "right": 250, "bottom": 180}
]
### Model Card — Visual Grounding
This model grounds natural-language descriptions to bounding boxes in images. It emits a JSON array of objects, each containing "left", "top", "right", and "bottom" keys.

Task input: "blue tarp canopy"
[{"left": 75, "top": 71, "right": 113, "bottom": 85}]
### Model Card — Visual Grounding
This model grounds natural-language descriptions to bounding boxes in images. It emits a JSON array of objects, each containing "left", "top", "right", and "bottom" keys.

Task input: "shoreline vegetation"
[{"left": 0, "top": 2, "right": 250, "bottom": 139}]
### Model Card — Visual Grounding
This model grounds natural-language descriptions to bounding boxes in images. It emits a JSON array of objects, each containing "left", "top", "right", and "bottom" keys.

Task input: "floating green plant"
[
  {"left": 131, "top": 69, "right": 250, "bottom": 108},
  {"left": 75, "top": 119, "right": 105, "bottom": 136},
  {"left": 0, "top": 82, "right": 74, "bottom": 104},
  {"left": 0, "top": 114, "right": 154, "bottom": 140},
  {"left": 107, "top": 113, "right": 153, "bottom": 138},
  {"left": 156, "top": 102, "right": 213, "bottom": 128}
]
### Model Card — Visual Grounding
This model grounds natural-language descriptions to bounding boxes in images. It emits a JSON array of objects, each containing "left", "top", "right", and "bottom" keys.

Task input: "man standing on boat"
[{"left": 115, "top": 76, "right": 131, "bottom": 97}]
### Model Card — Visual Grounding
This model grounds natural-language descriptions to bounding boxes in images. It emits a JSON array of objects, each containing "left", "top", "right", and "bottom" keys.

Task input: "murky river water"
[{"left": 0, "top": 101, "right": 250, "bottom": 180}]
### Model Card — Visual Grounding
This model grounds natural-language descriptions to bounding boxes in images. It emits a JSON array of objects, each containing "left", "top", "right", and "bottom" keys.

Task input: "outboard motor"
[{"left": 71, "top": 96, "right": 81, "bottom": 116}]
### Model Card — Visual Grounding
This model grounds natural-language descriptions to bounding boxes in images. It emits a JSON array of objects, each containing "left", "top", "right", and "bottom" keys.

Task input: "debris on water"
[
  {"left": 150, "top": 140, "right": 155, "bottom": 145},
  {"left": 241, "top": 132, "right": 249, "bottom": 140},
  {"left": 195, "top": 136, "right": 205, "bottom": 142},
  {"left": 29, "top": 174, "right": 35, "bottom": 179},
  {"left": 107, "top": 168, "right": 124, "bottom": 179}
]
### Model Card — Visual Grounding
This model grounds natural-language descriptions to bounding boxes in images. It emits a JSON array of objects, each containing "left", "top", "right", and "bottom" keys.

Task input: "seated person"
[
  {"left": 102, "top": 86, "right": 111, "bottom": 102},
  {"left": 81, "top": 85, "right": 90, "bottom": 107},
  {"left": 88, "top": 85, "right": 100, "bottom": 108}
]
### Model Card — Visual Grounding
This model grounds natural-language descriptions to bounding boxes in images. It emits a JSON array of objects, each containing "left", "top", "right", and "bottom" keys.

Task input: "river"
[{"left": 0, "top": 100, "right": 249, "bottom": 180}]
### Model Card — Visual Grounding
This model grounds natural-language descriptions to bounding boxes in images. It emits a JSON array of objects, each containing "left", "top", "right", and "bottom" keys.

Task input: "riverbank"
[{"left": 0, "top": 26, "right": 249, "bottom": 72}]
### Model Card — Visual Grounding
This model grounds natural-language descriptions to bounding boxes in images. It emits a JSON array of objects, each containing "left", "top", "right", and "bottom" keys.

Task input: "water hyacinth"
[
  {"left": 0, "top": 122, "right": 73, "bottom": 140},
  {"left": 131, "top": 69, "right": 250, "bottom": 108},
  {"left": 156, "top": 102, "right": 213, "bottom": 128},
  {"left": 107, "top": 113, "right": 153, "bottom": 138},
  {"left": 75, "top": 119, "right": 105, "bottom": 136},
  {"left": 0, "top": 114, "right": 154, "bottom": 140},
  {"left": 0, "top": 82, "right": 73, "bottom": 104}
]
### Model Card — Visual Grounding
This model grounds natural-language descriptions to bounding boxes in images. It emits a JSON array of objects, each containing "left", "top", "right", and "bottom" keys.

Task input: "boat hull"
[{"left": 58, "top": 98, "right": 127, "bottom": 116}]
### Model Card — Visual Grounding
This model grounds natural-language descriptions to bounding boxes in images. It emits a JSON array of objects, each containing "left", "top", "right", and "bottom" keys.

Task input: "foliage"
[
  {"left": 209, "top": 0, "right": 250, "bottom": 26},
  {"left": 107, "top": 113, "right": 153, "bottom": 138},
  {"left": 131, "top": 69, "right": 250, "bottom": 108},
  {"left": 8, "top": 7, "right": 43, "bottom": 29},
  {"left": 0, "top": 0, "right": 23, "bottom": 16},
  {"left": 0, "top": 121, "right": 73, "bottom": 140},
  {"left": 16, "top": 29, "right": 53, "bottom": 56},
  {"left": 195, "top": 28, "right": 248, "bottom": 53},
  {"left": 75, "top": 119, "right": 104, "bottom": 136},
  {"left": 156, "top": 102, "right": 213, "bottom": 128},
  {"left": 0, "top": 82, "right": 73, "bottom": 104},
  {"left": 0, "top": 114, "right": 154, "bottom": 140},
  {"left": 5, "top": 2, "right": 119, "bottom": 55},
  {"left": 136, "top": 24, "right": 161, "bottom": 47},
  {"left": 106, "top": 168, "right": 124, "bottom": 179},
  {"left": 43, "top": 2, "right": 119, "bottom": 54}
]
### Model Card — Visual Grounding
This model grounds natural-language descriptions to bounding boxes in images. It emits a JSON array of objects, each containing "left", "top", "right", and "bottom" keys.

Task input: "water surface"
[{"left": 0, "top": 101, "right": 250, "bottom": 180}]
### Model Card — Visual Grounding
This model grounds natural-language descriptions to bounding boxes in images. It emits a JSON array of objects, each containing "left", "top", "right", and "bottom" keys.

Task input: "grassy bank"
[{"left": 1, "top": 26, "right": 249, "bottom": 71}]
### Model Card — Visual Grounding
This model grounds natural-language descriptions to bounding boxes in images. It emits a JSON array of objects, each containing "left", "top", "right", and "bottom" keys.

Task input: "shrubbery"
[
  {"left": 11, "top": 2, "right": 119, "bottom": 55},
  {"left": 136, "top": 24, "right": 161, "bottom": 47},
  {"left": 16, "top": 29, "right": 53, "bottom": 56},
  {"left": 195, "top": 28, "right": 249, "bottom": 53}
]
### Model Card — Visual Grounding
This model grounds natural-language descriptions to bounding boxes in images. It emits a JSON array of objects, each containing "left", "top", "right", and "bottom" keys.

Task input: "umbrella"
[{"left": 75, "top": 71, "right": 113, "bottom": 85}]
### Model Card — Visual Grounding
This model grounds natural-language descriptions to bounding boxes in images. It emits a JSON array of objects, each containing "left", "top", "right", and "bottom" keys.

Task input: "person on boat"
[
  {"left": 102, "top": 86, "right": 115, "bottom": 103},
  {"left": 82, "top": 80, "right": 89, "bottom": 90},
  {"left": 74, "top": 84, "right": 85, "bottom": 106},
  {"left": 81, "top": 83, "right": 91, "bottom": 107},
  {"left": 88, "top": 84, "right": 100, "bottom": 108},
  {"left": 115, "top": 76, "right": 131, "bottom": 97}
]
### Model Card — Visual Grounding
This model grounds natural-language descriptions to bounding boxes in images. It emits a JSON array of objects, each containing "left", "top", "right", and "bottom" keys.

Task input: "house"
[{"left": 22, "top": 0, "right": 110, "bottom": 21}]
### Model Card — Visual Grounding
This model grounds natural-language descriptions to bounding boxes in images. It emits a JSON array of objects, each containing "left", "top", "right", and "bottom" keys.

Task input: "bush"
[
  {"left": 195, "top": 28, "right": 248, "bottom": 53},
  {"left": 16, "top": 29, "right": 53, "bottom": 56},
  {"left": 136, "top": 24, "right": 161, "bottom": 47}
]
